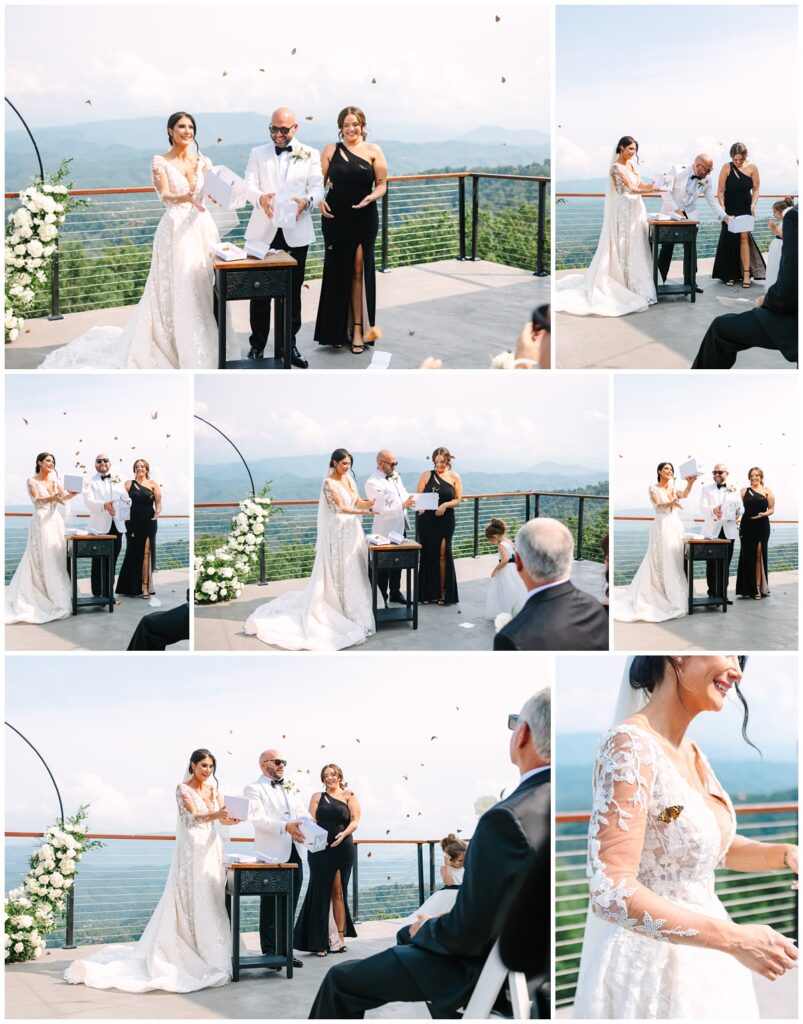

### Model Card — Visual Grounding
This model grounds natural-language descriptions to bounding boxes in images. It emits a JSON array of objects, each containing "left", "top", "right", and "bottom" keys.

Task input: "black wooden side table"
[
  {"left": 225, "top": 862, "right": 298, "bottom": 980},
  {"left": 652, "top": 219, "right": 699, "bottom": 302},
  {"left": 684, "top": 538, "right": 730, "bottom": 614},
  {"left": 67, "top": 534, "right": 116, "bottom": 615},
  {"left": 368, "top": 542, "right": 422, "bottom": 630},
  {"left": 214, "top": 254, "right": 297, "bottom": 369}
]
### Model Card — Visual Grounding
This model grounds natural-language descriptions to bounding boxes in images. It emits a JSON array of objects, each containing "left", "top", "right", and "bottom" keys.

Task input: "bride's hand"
[
  {"left": 729, "top": 923, "right": 798, "bottom": 980},
  {"left": 186, "top": 194, "right": 205, "bottom": 213}
]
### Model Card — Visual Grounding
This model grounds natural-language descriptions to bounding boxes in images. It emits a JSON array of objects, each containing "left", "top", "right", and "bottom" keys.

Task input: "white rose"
[
  {"left": 14, "top": 943, "right": 24, "bottom": 953},
  {"left": 253, "top": 522, "right": 265, "bottom": 534},
  {"left": 474, "top": 794, "right": 498, "bottom": 816},
  {"left": 26, "top": 239, "right": 44, "bottom": 258},
  {"left": 245, "top": 534, "right": 256, "bottom": 546},
  {"left": 49, "top": 872, "right": 64, "bottom": 888},
  {"left": 38, "top": 223, "right": 58, "bottom": 242},
  {"left": 14, "top": 208, "right": 32, "bottom": 228},
  {"left": 490, "top": 350, "right": 515, "bottom": 370},
  {"left": 209, "top": 592, "right": 218, "bottom": 601},
  {"left": 14, "top": 915, "right": 34, "bottom": 929}
]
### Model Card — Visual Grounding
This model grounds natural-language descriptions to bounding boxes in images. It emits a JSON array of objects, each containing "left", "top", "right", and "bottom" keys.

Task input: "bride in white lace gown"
[
  {"left": 40, "top": 112, "right": 236, "bottom": 370},
  {"left": 555, "top": 135, "right": 657, "bottom": 317},
  {"left": 574, "top": 656, "right": 798, "bottom": 1019},
  {"left": 614, "top": 463, "right": 697, "bottom": 623},
  {"left": 5, "top": 454, "right": 80, "bottom": 624},
  {"left": 245, "top": 448, "right": 376, "bottom": 651},
  {"left": 65, "top": 749, "right": 240, "bottom": 993}
]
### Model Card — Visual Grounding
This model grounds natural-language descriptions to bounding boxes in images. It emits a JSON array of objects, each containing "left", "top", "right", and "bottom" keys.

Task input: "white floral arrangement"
[
  {"left": 494, "top": 612, "right": 513, "bottom": 632},
  {"left": 490, "top": 350, "right": 516, "bottom": 370},
  {"left": 4, "top": 805, "right": 101, "bottom": 963},
  {"left": 194, "top": 491, "right": 274, "bottom": 604},
  {"left": 474, "top": 794, "right": 499, "bottom": 817},
  {"left": 5, "top": 159, "right": 84, "bottom": 344}
]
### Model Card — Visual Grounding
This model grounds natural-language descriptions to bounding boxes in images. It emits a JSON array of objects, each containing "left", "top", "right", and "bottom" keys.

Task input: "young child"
[
  {"left": 404, "top": 835, "right": 467, "bottom": 924},
  {"left": 484, "top": 518, "right": 527, "bottom": 620},
  {"left": 765, "top": 196, "right": 794, "bottom": 291}
]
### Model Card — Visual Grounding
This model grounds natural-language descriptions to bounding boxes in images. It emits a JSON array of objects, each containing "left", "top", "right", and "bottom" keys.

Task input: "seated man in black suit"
[
  {"left": 494, "top": 518, "right": 608, "bottom": 651},
  {"left": 308, "top": 689, "right": 551, "bottom": 1020},
  {"left": 691, "top": 205, "right": 798, "bottom": 369},
  {"left": 127, "top": 591, "right": 189, "bottom": 651}
]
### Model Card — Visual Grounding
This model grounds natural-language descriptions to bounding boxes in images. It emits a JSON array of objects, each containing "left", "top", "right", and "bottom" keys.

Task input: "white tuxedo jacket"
[
  {"left": 244, "top": 774, "right": 309, "bottom": 862},
  {"left": 660, "top": 164, "right": 726, "bottom": 221},
  {"left": 700, "top": 482, "right": 742, "bottom": 540},
  {"left": 82, "top": 474, "right": 130, "bottom": 534},
  {"left": 364, "top": 471, "right": 411, "bottom": 538},
  {"left": 244, "top": 140, "right": 324, "bottom": 248}
]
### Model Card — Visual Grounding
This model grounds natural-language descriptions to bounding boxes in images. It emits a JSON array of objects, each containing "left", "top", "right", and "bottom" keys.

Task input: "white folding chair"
[{"left": 461, "top": 938, "right": 533, "bottom": 1019}]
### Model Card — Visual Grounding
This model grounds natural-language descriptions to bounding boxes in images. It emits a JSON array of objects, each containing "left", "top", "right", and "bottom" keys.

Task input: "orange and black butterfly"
[{"left": 657, "top": 805, "right": 684, "bottom": 824}]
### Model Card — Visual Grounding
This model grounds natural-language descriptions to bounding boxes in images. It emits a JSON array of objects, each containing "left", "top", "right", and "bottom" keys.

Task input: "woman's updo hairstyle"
[
  {"left": 656, "top": 462, "right": 674, "bottom": 482},
  {"left": 431, "top": 446, "right": 454, "bottom": 468},
  {"left": 729, "top": 142, "right": 748, "bottom": 161},
  {"left": 133, "top": 458, "right": 151, "bottom": 478},
  {"left": 329, "top": 448, "right": 354, "bottom": 473},
  {"left": 187, "top": 747, "right": 218, "bottom": 789},
  {"left": 615, "top": 135, "right": 640, "bottom": 161},
  {"left": 747, "top": 466, "right": 764, "bottom": 484},
  {"left": 321, "top": 763, "right": 347, "bottom": 787},
  {"left": 167, "top": 111, "right": 199, "bottom": 151},
  {"left": 337, "top": 106, "right": 368, "bottom": 140},
  {"left": 441, "top": 833, "right": 468, "bottom": 858},
  {"left": 629, "top": 656, "right": 757, "bottom": 751},
  {"left": 34, "top": 452, "right": 56, "bottom": 474}
]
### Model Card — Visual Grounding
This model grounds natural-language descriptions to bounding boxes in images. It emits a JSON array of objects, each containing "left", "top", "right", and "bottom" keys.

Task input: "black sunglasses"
[
  {"left": 508, "top": 714, "right": 519, "bottom": 731},
  {"left": 269, "top": 126, "right": 292, "bottom": 135},
  {"left": 95, "top": 458, "right": 110, "bottom": 463},
  {"left": 266, "top": 758, "right": 287, "bottom": 767}
]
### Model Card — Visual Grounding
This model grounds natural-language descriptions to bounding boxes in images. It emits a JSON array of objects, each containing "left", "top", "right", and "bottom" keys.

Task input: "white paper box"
[
  {"left": 203, "top": 165, "right": 248, "bottom": 210},
  {"left": 366, "top": 533, "right": 390, "bottom": 545},
  {"left": 652, "top": 172, "right": 673, "bottom": 192},
  {"left": 272, "top": 199, "right": 298, "bottom": 230},
  {"left": 299, "top": 820, "right": 329, "bottom": 854},
  {"left": 210, "top": 242, "right": 246, "bottom": 262},
  {"left": 245, "top": 240, "right": 277, "bottom": 259},
  {"left": 387, "top": 530, "right": 406, "bottom": 545},
  {"left": 678, "top": 458, "right": 702, "bottom": 478},
  {"left": 63, "top": 474, "right": 83, "bottom": 493},
  {"left": 410, "top": 492, "right": 440, "bottom": 511},
  {"left": 224, "top": 853, "right": 258, "bottom": 864},
  {"left": 223, "top": 795, "right": 250, "bottom": 821},
  {"left": 728, "top": 215, "right": 755, "bottom": 234},
  {"left": 254, "top": 850, "right": 281, "bottom": 864}
]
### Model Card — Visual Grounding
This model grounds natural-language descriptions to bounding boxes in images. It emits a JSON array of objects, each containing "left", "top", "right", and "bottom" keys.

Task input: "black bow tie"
[
  {"left": 691, "top": 174, "right": 701, "bottom": 180},
  {"left": 385, "top": 473, "right": 394, "bottom": 480},
  {"left": 101, "top": 475, "right": 111, "bottom": 481},
  {"left": 716, "top": 483, "right": 726, "bottom": 489},
  {"left": 275, "top": 146, "right": 290, "bottom": 156},
  {"left": 270, "top": 779, "right": 285, "bottom": 788}
]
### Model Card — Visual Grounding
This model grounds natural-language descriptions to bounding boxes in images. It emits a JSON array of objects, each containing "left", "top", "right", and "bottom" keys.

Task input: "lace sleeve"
[
  {"left": 648, "top": 486, "right": 674, "bottom": 516},
  {"left": 175, "top": 784, "right": 217, "bottom": 827},
  {"left": 151, "top": 156, "right": 170, "bottom": 205},
  {"left": 27, "top": 478, "right": 49, "bottom": 509},
  {"left": 588, "top": 729, "right": 723, "bottom": 945},
  {"left": 322, "top": 480, "right": 349, "bottom": 515},
  {"left": 610, "top": 164, "right": 637, "bottom": 196}
]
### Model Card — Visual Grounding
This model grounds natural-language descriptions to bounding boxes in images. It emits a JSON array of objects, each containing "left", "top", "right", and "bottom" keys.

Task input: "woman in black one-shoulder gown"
[
  {"left": 712, "top": 143, "right": 766, "bottom": 287},
  {"left": 314, "top": 107, "right": 388, "bottom": 355},
  {"left": 116, "top": 462, "right": 161, "bottom": 598},
  {"left": 293, "top": 765, "right": 360, "bottom": 956},
  {"left": 416, "top": 447, "right": 462, "bottom": 605},
  {"left": 736, "top": 469, "right": 774, "bottom": 599}
]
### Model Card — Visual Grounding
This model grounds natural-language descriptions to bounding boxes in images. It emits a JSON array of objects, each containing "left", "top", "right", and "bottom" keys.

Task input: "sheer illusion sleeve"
[
  {"left": 322, "top": 480, "right": 350, "bottom": 515},
  {"left": 588, "top": 729, "right": 727, "bottom": 946},
  {"left": 610, "top": 164, "right": 639, "bottom": 195},
  {"left": 648, "top": 485, "right": 675, "bottom": 515},
  {"left": 175, "top": 784, "right": 217, "bottom": 826},
  {"left": 151, "top": 157, "right": 172, "bottom": 205},
  {"left": 27, "top": 478, "right": 49, "bottom": 508}
]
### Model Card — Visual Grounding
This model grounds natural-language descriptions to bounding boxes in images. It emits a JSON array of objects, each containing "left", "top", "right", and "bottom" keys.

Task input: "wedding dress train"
[
  {"left": 555, "top": 159, "right": 656, "bottom": 317},
  {"left": 64, "top": 784, "right": 231, "bottom": 993},
  {"left": 245, "top": 477, "right": 375, "bottom": 651},
  {"left": 614, "top": 486, "right": 687, "bottom": 623},
  {"left": 40, "top": 155, "right": 239, "bottom": 370},
  {"left": 5, "top": 477, "right": 72, "bottom": 624}
]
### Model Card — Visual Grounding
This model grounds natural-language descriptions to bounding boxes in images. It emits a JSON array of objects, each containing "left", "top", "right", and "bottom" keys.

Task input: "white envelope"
[
  {"left": 299, "top": 820, "right": 329, "bottom": 854},
  {"left": 210, "top": 242, "right": 246, "bottom": 262},
  {"left": 678, "top": 458, "right": 702, "bottom": 478},
  {"left": 367, "top": 350, "right": 392, "bottom": 370},
  {"left": 203, "top": 165, "right": 248, "bottom": 210},
  {"left": 223, "top": 795, "right": 250, "bottom": 821},
  {"left": 63, "top": 474, "right": 83, "bottom": 493},
  {"left": 728, "top": 215, "right": 755, "bottom": 234},
  {"left": 411, "top": 492, "right": 440, "bottom": 511}
]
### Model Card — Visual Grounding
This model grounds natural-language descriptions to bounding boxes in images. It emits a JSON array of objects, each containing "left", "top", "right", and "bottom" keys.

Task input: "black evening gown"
[
  {"left": 712, "top": 164, "right": 766, "bottom": 283},
  {"left": 293, "top": 793, "right": 357, "bottom": 953},
  {"left": 314, "top": 143, "right": 378, "bottom": 346},
  {"left": 115, "top": 481, "right": 157, "bottom": 596},
  {"left": 735, "top": 488, "right": 771, "bottom": 597},
  {"left": 417, "top": 470, "right": 459, "bottom": 604}
]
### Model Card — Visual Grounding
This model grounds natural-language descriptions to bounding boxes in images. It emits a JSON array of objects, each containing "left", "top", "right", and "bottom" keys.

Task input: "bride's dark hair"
[
  {"left": 615, "top": 135, "right": 640, "bottom": 161},
  {"left": 329, "top": 448, "right": 354, "bottom": 474},
  {"left": 656, "top": 462, "right": 674, "bottom": 481},
  {"left": 187, "top": 748, "right": 219, "bottom": 789},
  {"left": 167, "top": 111, "right": 199, "bottom": 152},
  {"left": 629, "top": 657, "right": 758, "bottom": 752},
  {"left": 34, "top": 452, "right": 56, "bottom": 474}
]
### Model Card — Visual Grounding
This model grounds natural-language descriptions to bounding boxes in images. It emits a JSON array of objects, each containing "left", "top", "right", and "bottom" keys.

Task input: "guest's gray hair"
[
  {"left": 519, "top": 688, "right": 550, "bottom": 760},
  {"left": 515, "top": 518, "right": 573, "bottom": 581}
]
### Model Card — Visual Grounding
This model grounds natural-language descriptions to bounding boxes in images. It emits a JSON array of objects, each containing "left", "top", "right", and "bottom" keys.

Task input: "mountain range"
[
  {"left": 5, "top": 114, "right": 550, "bottom": 189},
  {"left": 194, "top": 454, "right": 608, "bottom": 503}
]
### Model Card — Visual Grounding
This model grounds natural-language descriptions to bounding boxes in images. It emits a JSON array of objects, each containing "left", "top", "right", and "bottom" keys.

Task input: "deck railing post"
[
  {"left": 525, "top": 493, "right": 532, "bottom": 522},
  {"left": 535, "top": 179, "right": 548, "bottom": 277},
  {"left": 473, "top": 498, "right": 480, "bottom": 558},
  {"left": 458, "top": 176, "right": 467, "bottom": 260},
  {"left": 534, "top": 493, "right": 540, "bottom": 519},
  {"left": 428, "top": 842, "right": 436, "bottom": 896},
  {"left": 417, "top": 844, "right": 425, "bottom": 905},
  {"left": 380, "top": 189, "right": 390, "bottom": 273},
  {"left": 48, "top": 242, "right": 63, "bottom": 321},
  {"left": 352, "top": 845, "right": 360, "bottom": 921},
  {"left": 471, "top": 176, "right": 480, "bottom": 260},
  {"left": 576, "top": 497, "right": 585, "bottom": 560},
  {"left": 258, "top": 540, "right": 267, "bottom": 585}
]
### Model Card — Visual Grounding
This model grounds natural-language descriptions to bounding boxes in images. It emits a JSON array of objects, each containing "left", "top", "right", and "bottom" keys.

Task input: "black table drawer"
[
  {"left": 374, "top": 550, "right": 419, "bottom": 570},
  {"left": 229, "top": 870, "right": 293, "bottom": 896},
  {"left": 222, "top": 271, "right": 288, "bottom": 300},
  {"left": 656, "top": 226, "right": 696, "bottom": 244},
  {"left": 73, "top": 539, "right": 112, "bottom": 558},
  {"left": 686, "top": 543, "right": 727, "bottom": 560}
]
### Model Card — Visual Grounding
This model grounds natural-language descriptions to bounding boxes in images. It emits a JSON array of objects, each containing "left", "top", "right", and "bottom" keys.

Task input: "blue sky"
[
  {"left": 4, "top": 654, "right": 552, "bottom": 834},
  {"left": 5, "top": 2, "right": 549, "bottom": 135},
  {"left": 555, "top": 654, "right": 798, "bottom": 761},
  {"left": 613, "top": 374, "right": 799, "bottom": 514},
  {"left": 5, "top": 373, "right": 192, "bottom": 511},
  {"left": 556, "top": 4, "right": 798, "bottom": 187},
  {"left": 195, "top": 373, "right": 609, "bottom": 468}
]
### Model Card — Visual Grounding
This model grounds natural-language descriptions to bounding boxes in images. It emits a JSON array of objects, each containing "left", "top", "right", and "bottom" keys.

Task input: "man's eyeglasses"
[
  {"left": 712, "top": 470, "right": 726, "bottom": 475},
  {"left": 269, "top": 126, "right": 292, "bottom": 135},
  {"left": 507, "top": 714, "right": 519, "bottom": 731},
  {"left": 95, "top": 459, "right": 110, "bottom": 464},
  {"left": 265, "top": 758, "right": 287, "bottom": 767},
  {"left": 382, "top": 460, "right": 398, "bottom": 467}
]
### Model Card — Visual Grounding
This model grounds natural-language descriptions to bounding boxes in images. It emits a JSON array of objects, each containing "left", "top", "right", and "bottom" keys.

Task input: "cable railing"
[
  {"left": 556, "top": 193, "right": 797, "bottom": 270},
  {"left": 194, "top": 490, "right": 609, "bottom": 586},
  {"left": 556, "top": 804, "right": 799, "bottom": 1009},
  {"left": 5, "top": 172, "right": 549, "bottom": 320},
  {"left": 613, "top": 515, "right": 798, "bottom": 586},
  {"left": 4, "top": 833, "right": 453, "bottom": 948},
  {"left": 4, "top": 513, "right": 189, "bottom": 583}
]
